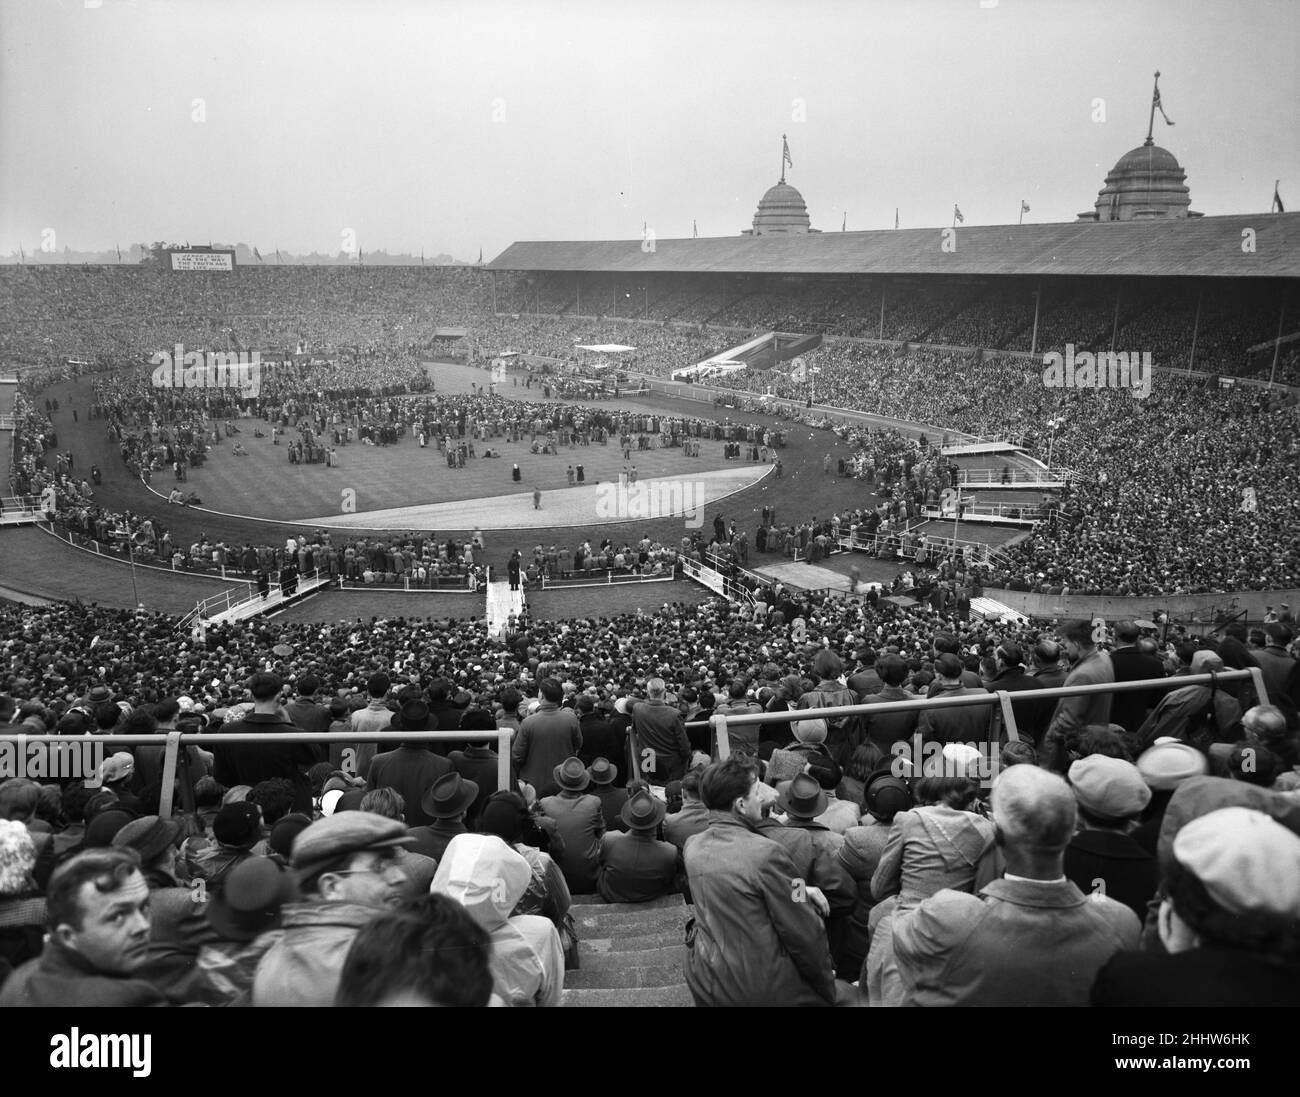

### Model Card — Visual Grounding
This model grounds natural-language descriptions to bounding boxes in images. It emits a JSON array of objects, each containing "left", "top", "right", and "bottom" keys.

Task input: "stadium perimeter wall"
[{"left": 986, "top": 587, "right": 1300, "bottom": 622}]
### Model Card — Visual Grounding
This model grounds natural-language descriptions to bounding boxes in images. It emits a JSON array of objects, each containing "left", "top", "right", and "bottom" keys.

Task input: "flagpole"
[
  {"left": 1146, "top": 71, "right": 1159, "bottom": 145},
  {"left": 780, "top": 134, "right": 785, "bottom": 184},
  {"left": 1019, "top": 202, "right": 1024, "bottom": 226}
]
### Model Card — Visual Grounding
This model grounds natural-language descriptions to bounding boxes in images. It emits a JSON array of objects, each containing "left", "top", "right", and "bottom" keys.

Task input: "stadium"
[{"left": 2, "top": 6, "right": 1299, "bottom": 1025}]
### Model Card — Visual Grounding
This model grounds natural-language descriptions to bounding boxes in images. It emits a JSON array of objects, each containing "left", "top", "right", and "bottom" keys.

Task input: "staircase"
[{"left": 563, "top": 894, "right": 693, "bottom": 1007}]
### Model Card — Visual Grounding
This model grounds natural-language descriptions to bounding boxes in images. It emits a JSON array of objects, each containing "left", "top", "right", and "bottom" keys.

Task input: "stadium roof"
[{"left": 489, "top": 213, "right": 1300, "bottom": 279}]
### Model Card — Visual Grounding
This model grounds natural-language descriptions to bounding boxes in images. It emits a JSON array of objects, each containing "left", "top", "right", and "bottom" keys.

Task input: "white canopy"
[{"left": 575, "top": 343, "right": 636, "bottom": 353}]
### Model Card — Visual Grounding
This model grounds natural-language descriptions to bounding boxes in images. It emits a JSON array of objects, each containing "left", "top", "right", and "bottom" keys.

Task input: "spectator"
[
  {"left": 892, "top": 765, "right": 1141, "bottom": 1005},
  {"left": 596, "top": 789, "right": 679, "bottom": 904},
  {"left": 364, "top": 700, "right": 453, "bottom": 827},
  {"left": 512, "top": 679, "right": 582, "bottom": 798},
  {"left": 252, "top": 812, "right": 414, "bottom": 1007},
  {"left": 538, "top": 758, "right": 605, "bottom": 895}
]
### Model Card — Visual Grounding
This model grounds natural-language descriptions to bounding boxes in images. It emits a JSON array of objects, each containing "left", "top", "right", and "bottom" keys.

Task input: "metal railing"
[
  {"left": 957, "top": 467, "right": 1074, "bottom": 487},
  {"left": 539, "top": 569, "right": 676, "bottom": 590},
  {"left": 692, "top": 668, "right": 1267, "bottom": 763},
  {"left": 0, "top": 729, "right": 514, "bottom": 819},
  {"left": 177, "top": 568, "right": 325, "bottom": 634}
]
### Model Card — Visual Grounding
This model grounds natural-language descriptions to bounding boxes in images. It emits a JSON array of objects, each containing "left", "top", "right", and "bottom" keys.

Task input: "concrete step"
[
  {"left": 570, "top": 944, "right": 682, "bottom": 971},
  {"left": 581, "top": 930, "right": 684, "bottom": 953},
  {"left": 565, "top": 964, "right": 686, "bottom": 990},
  {"left": 574, "top": 910, "right": 690, "bottom": 937},
  {"left": 570, "top": 894, "right": 686, "bottom": 910},
  {"left": 562, "top": 984, "right": 693, "bottom": 1008}
]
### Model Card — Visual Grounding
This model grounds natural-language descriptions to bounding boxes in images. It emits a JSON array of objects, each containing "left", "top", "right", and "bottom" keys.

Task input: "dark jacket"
[
  {"left": 405, "top": 819, "right": 468, "bottom": 862},
  {"left": 212, "top": 713, "right": 315, "bottom": 812},
  {"left": 577, "top": 712, "right": 626, "bottom": 771},
  {"left": 596, "top": 831, "right": 679, "bottom": 904},
  {"left": 1063, "top": 828, "right": 1158, "bottom": 920},
  {"left": 631, "top": 699, "right": 691, "bottom": 783},
  {"left": 859, "top": 685, "right": 920, "bottom": 753},
  {"left": 512, "top": 703, "right": 582, "bottom": 797},
  {"left": 683, "top": 812, "right": 836, "bottom": 1007},
  {"left": 1092, "top": 947, "right": 1300, "bottom": 1007},
  {"left": 1108, "top": 647, "right": 1169, "bottom": 733},
  {"left": 917, "top": 682, "right": 993, "bottom": 746},
  {"left": 0, "top": 942, "right": 169, "bottom": 1007},
  {"left": 449, "top": 746, "right": 501, "bottom": 827},
  {"left": 366, "top": 746, "right": 454, "bottom": 827},
  {"left": 983, "top": 666, "right": 1048, "bottom": 742}
]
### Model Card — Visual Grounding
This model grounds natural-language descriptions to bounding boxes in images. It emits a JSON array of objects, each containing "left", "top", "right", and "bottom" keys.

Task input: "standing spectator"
[
  {"left": 347, "top": 673, "right": 394, "bottom": 781},
  {"left": 916, "top": 654, "right": 992, "bottom": 747},
  {"left": 449, "top": 707, "right": 504, "bottom": 828},
  {"left": 284, "top": 674, "right": 331, "bottom": 757},
  {"left": 1043, "top": 620, "right": 1115, "bottom": 748},
  {"left": 512, "top": 679, "right": 582, "bottom": 798},
  {"left": 365, "top": 700, "right": 453, "bottom": 827},
  {"left": 631, "top": 678, "right": 691, "bottom": 785},
  {"left": 891, "top": 766, "right": 1140, "bottom": 1005},
  {"left": 1108, "top": 621, "right": 1169, "bottom": 734},
  {"left": 213, "top": 673, "right": 315, "bottom": 813},
  {"left": 575, "top": 695, "right": 624, "bottom": 771},
  {"left": 1256, "top": 623, "right": 1297, "bottom": 700},
  {"left": 858, "top": 654, "right": 919, "bottom": 755}
]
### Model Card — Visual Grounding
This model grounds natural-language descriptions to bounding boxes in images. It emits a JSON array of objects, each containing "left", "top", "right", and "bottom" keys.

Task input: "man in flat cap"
[
  {"left": 1092, "top": 807, "right": 1300, "bottom": 1006},
  {"left": 251, "top": 812, "right": 413, "bottom": 1007}
]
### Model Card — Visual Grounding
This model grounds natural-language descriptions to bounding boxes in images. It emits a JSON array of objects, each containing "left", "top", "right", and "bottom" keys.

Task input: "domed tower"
[
  {"left": 1078, "top": 73, "right": 1202, "bottom": 222},
  {"left": 743, "top": 135, "right": 818, "bottom": 235}
]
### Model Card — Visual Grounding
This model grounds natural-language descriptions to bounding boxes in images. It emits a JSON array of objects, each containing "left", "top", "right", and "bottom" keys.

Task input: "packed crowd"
[{"left": 1, "top": 595, "right": 1298, "bottom": 1007}]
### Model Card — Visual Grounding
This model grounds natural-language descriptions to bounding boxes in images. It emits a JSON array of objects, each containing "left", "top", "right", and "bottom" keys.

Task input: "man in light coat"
[
  {"left": 252, "top": 813, "right": 413, "bottom": 1007},
  {"left": 683, "top": 757, "right": 842, "bottom": 1007},
  {"left": 891, "top": 765, "right": 1140, "bottom": 1005}
]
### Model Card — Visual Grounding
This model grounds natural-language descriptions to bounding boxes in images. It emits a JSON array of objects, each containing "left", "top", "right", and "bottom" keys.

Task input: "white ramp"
[{"left": 485, "top": 579, "right": 526, "bottom": 637}]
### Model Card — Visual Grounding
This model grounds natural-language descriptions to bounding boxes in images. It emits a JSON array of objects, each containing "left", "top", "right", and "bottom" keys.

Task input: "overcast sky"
[{"left": 2, "top": 0, "right": 1296, "bottom": 262}]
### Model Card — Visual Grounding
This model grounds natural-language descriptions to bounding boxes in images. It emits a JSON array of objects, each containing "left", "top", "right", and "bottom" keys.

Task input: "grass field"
[{"left": 8, "top": 363, "right": 1014, "bottom": 618}]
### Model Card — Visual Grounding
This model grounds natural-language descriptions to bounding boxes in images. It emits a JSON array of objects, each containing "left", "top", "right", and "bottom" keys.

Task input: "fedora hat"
[
  {"left": 553, "top": 756, "right": 591, "bottom": 792},
  {"left": 776, "top": 773, "right": 828, "bottom": 820},
  {"left": 620, "top": 789, "right": 666, "bottom": 832},
  {"left": 421, "top": 772, "right": 479, "bottom": 820},
  {"left": 395, "top": 699, "right": 435, "bottom": 731},
  {"left": 587, "top": 757, "right": 618, "bottom": 786},
  {"left": 206, "top": 857, "right": 299, "bottom": 942}
]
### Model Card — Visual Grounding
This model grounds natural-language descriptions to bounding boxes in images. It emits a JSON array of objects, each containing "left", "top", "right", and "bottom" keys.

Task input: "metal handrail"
[
  {"left": 0, "top": 728, "right": 515, "bottom": 819},
  {"left": 696, "top": 667, "right": 1267, "bottom": 759}
]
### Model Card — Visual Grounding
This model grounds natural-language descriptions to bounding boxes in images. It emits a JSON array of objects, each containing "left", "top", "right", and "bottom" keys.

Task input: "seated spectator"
[
  {"left": 357, "top": 788, "right": 437, "bottom": 898},
  {"left": 1092, "top": 807, "right": 1300, "bottom": 1006},
  {"left": 183, "top": 802, "right": 265, "bottom": 886},
  {"left": 538, "top": 758, "right": 605, "bottom": 895},
  {"left": 892, "top": 766, "right": 1141, "bottom": 1005},
  {"left": 835, "top": 771, "right": 913, "bottom": 978},
  {"left": 252, "top": 812, "right": 413, "bottom": 1007},
  {"left": 0, "top": 820, "right": 46, "bottom": 976},
  {"left": 663, "top": 768, "right": 709, "bottom": 852},
  {"left": 431, "top": 833, "right": 564, "bottom": 1007},
  {"left": 586, "top": 758, "right": 628, "bottom": 832},
  {"left": 597, "top": 789, "right": 679, "bottom": 904},
  {"left": 198, "top": 857, "right": 298, "bottom": 1006},
  {"left": 0, "top": 848, "right": 168, "bottom": 1006},
  {"left": 335, "top": 893, "right": 495, "bottom": 1007},
  {"left": 405, "top": 773, "right": 477, "bottom": 862},
  {"left": 1062, "top": 756, "right": 1158, "bottom": 919},
  {"left": 864, "top": 768, "right": 998, "bottom": 1006}
]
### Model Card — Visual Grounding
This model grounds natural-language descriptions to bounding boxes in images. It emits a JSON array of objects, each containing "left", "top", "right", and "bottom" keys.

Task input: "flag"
[
  {"left": 421, "top": 249, "right": 425, "bottom": 266},
  {"left": 18, "top": 244, "right": 24, "bottom": 264},
  {"left": 254, "top": 246, "right": 262, "bottom": 262},
  {"left": 693, "top": 220, "right": 697, "bottom": 238},
  {"left": 275, "top": 248, "right": 282, "bottom": 264},
  {"left": 1274, "top": 182, "right": 1285, "bottom": 213},
  {"left": 782, "top": 135, "right": 792, "bottom": 169},
  {"left": 1153, "top": 81, "right": 1174, "bottom": 126},
  {"left": 357, "top": 246, "right": 363, "bottom": 264},
  {"left": 115, "top": 243, "right": 122, "bottom": 263},
  {"left": 842, "top": 212, "right": 846, "bottom": 231},
  {"left": 1021, "top": 201, "right": 1031, "bottom": 213},
  {"left": 954, "top": 205, "right": 964, "bottom": 224},
  {"left": 478, "top": 247, "right": 483, "bottom": 265},
  {"left": 895, "top": 208, "right": 899, "bottom": 230}
]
